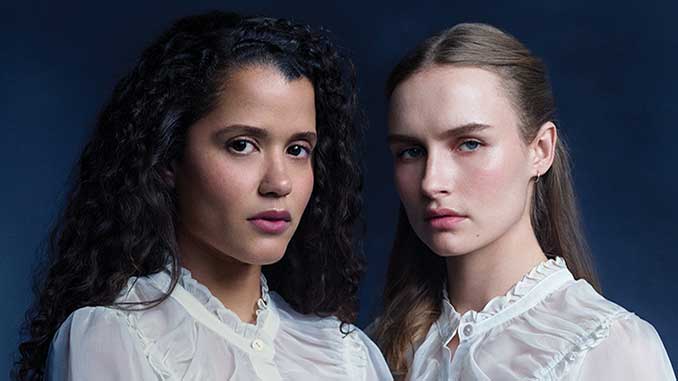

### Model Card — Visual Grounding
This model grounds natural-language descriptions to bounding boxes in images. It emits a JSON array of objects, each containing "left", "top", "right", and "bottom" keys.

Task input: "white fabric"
[
  {"left": 47, "top": 268, "right": 393, "bottom": 381},
  {"left": 406, "top": 257, "right": 675, "bottom": 380}
]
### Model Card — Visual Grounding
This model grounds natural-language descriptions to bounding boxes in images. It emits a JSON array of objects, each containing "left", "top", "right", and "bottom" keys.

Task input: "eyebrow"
[
  {"left": 387, "top": 122, "right": 493, "bottom": 144},
  {"left": 217, "top": 125, "right": 268, "bottom": 139},
  {"left": 216, "top": 124, "right": 317, "bottom": 143}
]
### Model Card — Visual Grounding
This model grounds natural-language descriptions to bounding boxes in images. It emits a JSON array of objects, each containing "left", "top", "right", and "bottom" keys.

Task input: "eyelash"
[
  {"left": 227, "top": 138, "right": 257, "bottom": 154},
  {"left": 226, "top": 138, "right": 313, "bottom": 158},
  {"left": 286, "top": 144, "right": 312, "bottom": 158},
  {"left": 395, "top": 139, "right": 483, "bottom": 161},
  {"left": 458, "top": 139, "right": 482, "bottom": 152}
]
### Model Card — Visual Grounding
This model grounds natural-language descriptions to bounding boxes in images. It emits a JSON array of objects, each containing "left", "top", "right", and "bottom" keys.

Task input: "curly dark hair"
[{"left": 13, "top": 11, "right": 365, "bottom": 380}]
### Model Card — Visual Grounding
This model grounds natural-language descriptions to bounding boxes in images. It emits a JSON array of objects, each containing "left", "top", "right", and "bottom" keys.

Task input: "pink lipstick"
[
  {"left": 425, "top": 208, "right": 467, "bottom": 230},
  {"left": 248, "top": 210, "right": 291, "bottom": 234}
]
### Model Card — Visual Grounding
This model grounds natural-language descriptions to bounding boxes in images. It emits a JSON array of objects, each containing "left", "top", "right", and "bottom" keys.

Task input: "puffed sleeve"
[
  {"left": 350, "top": 328, "right": 394, "bottom": 381},
  {"left": 578, "top": 315, "right": 675, "bottom": 380},
  {"left": 47, "top": 307, "right": 159, "bottom": 381}
]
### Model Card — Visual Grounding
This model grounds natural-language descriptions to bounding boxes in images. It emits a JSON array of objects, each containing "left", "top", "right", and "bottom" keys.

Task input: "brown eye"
[
  {"left": 287, "top": 144, "right": 311, "bottom": 158},
  {"left": 228, "top": 139, "right": 256, "bottom": 154}
]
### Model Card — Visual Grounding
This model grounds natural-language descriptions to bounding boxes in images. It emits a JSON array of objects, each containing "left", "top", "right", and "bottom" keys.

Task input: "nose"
[
  {"left": 421, "top": 150, "right": 451, "bottom": 199},
  {"left": 258, "top": 154, "right": 292, "bottom": 198}
]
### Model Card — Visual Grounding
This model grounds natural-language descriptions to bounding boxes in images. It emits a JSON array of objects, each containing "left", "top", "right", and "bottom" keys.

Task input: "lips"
[
  {"left": 425, "top": 208, "right": 467, "bottom": 230},
  {"left": 247, "top": 210, "right": 291, "bottom": 234}
]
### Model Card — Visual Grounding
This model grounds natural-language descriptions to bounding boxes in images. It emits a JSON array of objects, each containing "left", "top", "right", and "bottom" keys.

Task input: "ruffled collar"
[
  {"left": 439, "top": 256, "right": 573, "bottom": 339},
  {"left": 175, "top": 267, "right": 272, "bottom": 339}
]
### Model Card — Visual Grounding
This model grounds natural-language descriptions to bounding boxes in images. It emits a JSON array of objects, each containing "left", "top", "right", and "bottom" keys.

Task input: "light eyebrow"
[
  {"left": 440, "top": 123, "right": 492, "bottom": 138},
  {"left": 388, "top": 122, "right": 492, "bottom": 144}
]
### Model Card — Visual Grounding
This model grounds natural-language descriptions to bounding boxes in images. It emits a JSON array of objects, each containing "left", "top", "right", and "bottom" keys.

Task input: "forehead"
[
  {"left": 205, "top": 64, "right": 316, "bottom": 133},
  {"left": 388, "top": 65, "right": 519, "bottom": 136}
]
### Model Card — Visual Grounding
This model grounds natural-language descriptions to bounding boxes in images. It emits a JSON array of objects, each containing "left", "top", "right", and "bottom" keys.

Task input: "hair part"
[{"left": 373, "top": 22, "right": 599, "bottom": 378}]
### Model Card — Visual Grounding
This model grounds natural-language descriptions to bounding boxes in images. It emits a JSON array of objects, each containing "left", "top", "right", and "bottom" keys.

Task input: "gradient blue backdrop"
[{"left": 2, "top": 0, "right": 677, "bottom": 376}]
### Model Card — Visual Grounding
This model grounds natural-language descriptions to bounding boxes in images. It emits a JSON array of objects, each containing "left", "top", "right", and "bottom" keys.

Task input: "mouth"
[
  {"left": 425, "top": 208, "right": 467, "bottom": 230},
  {"left": 247, "top": 210, "right": 292, "bottom": 234}
]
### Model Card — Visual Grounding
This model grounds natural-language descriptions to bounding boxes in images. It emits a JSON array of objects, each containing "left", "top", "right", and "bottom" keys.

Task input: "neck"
[
  {"left": 177, "top": 227, "right": 262, "bottom": 324},
  {"left": 445, "top": 212, "right": 547, "bottom": 315}
]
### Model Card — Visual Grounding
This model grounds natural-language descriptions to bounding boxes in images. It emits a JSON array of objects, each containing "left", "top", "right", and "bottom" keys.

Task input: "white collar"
[{"left": 438, "top": 257, "right": 574, "bottom": 342}]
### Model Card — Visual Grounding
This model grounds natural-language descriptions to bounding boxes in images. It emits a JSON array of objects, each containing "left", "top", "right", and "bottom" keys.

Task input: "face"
[
  {"left": 174, "top": 64, "right": 316, "bottom": 265},
  {"left": 388, "top": 66, "right": 537, "bottom": 257}
]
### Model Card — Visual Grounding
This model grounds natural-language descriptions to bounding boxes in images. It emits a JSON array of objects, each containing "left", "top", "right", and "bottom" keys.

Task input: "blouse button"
[
  {"left": 251, "top": 338, "right": 265, "bottom": 352},
  {"left": 462, "top": 324, "right": 473, "bottom": 337}
]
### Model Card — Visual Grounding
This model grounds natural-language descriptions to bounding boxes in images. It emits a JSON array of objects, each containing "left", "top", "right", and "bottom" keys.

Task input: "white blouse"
[
  {"left": 406, "top": 257, "right": 675, "bottom": 380},
  {"left": 47, "top": 268, "right": 393, "bottom": 381}
]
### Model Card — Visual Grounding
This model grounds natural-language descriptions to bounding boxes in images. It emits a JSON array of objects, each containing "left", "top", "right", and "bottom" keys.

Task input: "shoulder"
[
  {"left": 270, "top": 292, "right": 392, "bottom": 380},
  {"left": 52, "top": 306, "right": 130, "bottom": 349},
  {"left": 468, "top": 279, "right": 645, "bottom": 379},
  {"left": 48, "top": 306, "right": 158, "bottom": 380},
  {"left": 579, "top": 314, "right": 675, "bottom": 380}
]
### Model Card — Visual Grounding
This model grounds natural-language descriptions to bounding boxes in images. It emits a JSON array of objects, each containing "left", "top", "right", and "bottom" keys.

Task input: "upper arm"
[
  {"left": 47, "top": 307, "right": 159, "bottom": 381},
  {"left": 351, "top": 327, "right": 393, "bottom": 381},
  {"left": 578, "top": 315, "right": 675, "bottom": 380}
]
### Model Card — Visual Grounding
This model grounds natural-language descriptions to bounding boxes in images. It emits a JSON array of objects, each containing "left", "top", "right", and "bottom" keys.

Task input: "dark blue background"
[{"left": 2, "top": 1, "right": 677, "bottom": 376}]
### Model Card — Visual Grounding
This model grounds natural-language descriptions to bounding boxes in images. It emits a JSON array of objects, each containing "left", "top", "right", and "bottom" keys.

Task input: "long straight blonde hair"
[{"left": 372, "top": 23, "right": 600, "bottom": 378}]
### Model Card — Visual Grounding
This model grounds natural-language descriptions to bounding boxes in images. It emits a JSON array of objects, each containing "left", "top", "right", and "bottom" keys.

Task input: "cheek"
[
  {"left": 299, "top": 166, "right": 314, "bottom": 203},
  {"left": 186, "top": 152, "right": 261, "bottom": 218},
  {"left": 465, "top": 147, "right": 528, "bottom": 213},
  {"left": 394, "top": 164, "right": 422, "bottom": 202}
]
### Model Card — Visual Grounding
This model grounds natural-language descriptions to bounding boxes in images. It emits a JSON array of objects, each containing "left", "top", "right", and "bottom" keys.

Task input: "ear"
[{"left": 528, "top": 121, "right": 557, "bottom": 180}]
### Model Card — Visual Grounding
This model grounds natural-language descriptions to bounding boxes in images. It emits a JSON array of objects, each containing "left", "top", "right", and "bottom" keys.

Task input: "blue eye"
[
  {"left": 397, "top": 147, "right": 425, "bottom": 160},
  {"left": 287, "top": 144, "right": 311, "bottom": 158},
  {"left": 459, "top": 140, "right": 481, "bottom": 152},
  {"left": 228, "top": 139, "right": 256, "bottom": 154}
]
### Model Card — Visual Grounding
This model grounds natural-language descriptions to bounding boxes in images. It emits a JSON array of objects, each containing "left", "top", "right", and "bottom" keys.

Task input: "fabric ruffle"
[
  {"left": 112, "top": 269, "right": 379, "bottom": 380},
  {"left": 176, "top": 267, "right": 271, "bottom": 339},
  {"left": 430, "top": 257, "right": 635, "bottom": 380},
  {"left": 443, "top": 257, "right": 568, "bottom": 325}
]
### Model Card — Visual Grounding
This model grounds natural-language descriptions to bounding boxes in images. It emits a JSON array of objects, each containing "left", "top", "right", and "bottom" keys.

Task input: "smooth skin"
[
  {"left": 169, "top": 64, "right": 317, "bottom": 323},
  {"left": 388, "top": 65, "right": 556, "bottom": 355}
]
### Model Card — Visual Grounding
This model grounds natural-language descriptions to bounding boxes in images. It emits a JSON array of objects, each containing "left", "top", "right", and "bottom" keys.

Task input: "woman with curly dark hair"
[{"left": 14, "top": 11, "right": 391, "bottom": 381}]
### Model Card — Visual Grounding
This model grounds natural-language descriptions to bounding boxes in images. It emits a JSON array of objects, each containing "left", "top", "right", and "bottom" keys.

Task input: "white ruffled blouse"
[
  {"left": 47, "top": 268, "right": 393, "bottom": 381},
  {"left": 406, "top": 257, "right": 675, "bottom": 380}
]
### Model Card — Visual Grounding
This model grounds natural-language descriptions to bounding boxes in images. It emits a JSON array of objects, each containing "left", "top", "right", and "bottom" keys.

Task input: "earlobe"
[{"left": 530, "top": 121, "right": 557, "bottom": 177}]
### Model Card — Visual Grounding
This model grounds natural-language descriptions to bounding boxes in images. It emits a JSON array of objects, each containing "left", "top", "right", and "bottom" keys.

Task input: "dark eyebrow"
[
  {"left": 215, "top": 125, "right": 317, "bottom": 144},
  {"left": 387, "top": 123, "right": 492, "bottom": 144},
  {"left": 289, "top": 131, "right": 318, "bottom": 144},
  {"left": 216, "top": 124, "right": 268, "bottom": 139}
]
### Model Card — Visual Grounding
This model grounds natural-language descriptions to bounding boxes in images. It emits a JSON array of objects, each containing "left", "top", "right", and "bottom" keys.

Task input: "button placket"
[
  {"left": 461, "top": 324, "right": 474, "bottom": 338},
  {"left": 251, "top": 338, "right": 265, "bottom": 352}
]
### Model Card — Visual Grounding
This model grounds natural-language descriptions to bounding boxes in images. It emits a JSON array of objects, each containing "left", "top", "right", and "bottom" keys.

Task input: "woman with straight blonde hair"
[{"left": 372, "top": 23, "right": 674, "bottom": 380}]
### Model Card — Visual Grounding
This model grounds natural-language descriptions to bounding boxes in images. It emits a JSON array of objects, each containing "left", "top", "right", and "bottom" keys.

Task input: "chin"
[
  {"left": 424, "top": 232, "right": 476, "bottom": 257},
  {"left": 242, "top": 241, "right": 289, "bottom": 265}
]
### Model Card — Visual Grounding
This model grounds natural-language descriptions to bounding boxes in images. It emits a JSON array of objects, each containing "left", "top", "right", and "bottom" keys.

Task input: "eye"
[
  {"left": 397, "top": 147, "right": 426, "bottom": 161},
  {"left": 228, "top": 139, "right": 256, "bottom": 154},
  {"left": 458, "top": 140, "right": 481, "bottom": 152},
  {"left": 287, "top": 144, "right": 311, "bottom": 158}
]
